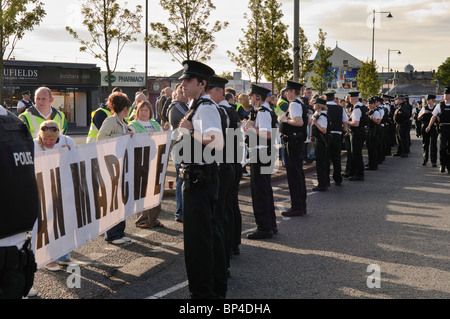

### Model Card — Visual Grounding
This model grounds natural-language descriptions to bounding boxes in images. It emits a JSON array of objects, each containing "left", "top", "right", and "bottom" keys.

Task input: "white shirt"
[
  {"left": 315, "top": 111, "right": 328, "bottom": 129},
  {"left": 370, "top": 108, "right": 382, "bottom": 120},
  {"left": 255, "top": 103, "right": 273, "bottom": 132},
  {"left": 34, "top": 134, "right": 76, "bottom": 151},
  {"left": 351, "top": 102, "right": 364, "bottom": 122},
  {"left": 191, "top": 95, "right": 223, "bottom": 135},
  {"left": 288, "top": 98, "right": 304, "bottom": 119},
  {"left": 432, "top": 103, "right": 450, "bottom": 117}
]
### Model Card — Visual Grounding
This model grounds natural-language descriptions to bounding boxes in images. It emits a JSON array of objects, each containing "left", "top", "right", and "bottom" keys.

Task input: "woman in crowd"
[
  {"left": 97, "top": 92, "right": 134, "bottom": 245},
  {"left": 34, "top": 120, "right": 76, "bottom": 271},
  {"left": 128, "top": 100, "right": 169, "bottom": 228}
]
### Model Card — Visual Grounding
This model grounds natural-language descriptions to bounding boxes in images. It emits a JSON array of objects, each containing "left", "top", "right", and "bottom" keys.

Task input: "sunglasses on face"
[{"left": 41, "top": 126, "right": 59, "bottom": 132}]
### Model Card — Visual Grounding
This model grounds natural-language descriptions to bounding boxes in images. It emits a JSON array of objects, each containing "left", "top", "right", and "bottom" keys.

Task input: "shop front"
[{"left": 4, "top": 60, "right": 101, "bottom": 128}]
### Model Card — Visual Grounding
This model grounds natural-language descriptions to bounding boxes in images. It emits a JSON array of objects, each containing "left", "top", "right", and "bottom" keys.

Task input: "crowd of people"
[{"left": 1, "top": 57, "right": 449, "bottom": 299}]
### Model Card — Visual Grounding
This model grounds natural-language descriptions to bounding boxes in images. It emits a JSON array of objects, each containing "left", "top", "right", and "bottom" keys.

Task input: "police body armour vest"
[
  {"left": 0, "top": 110, "right": 38, "bottom": 239},
  {"left": 439, "top": 101, "right": 450, "bottom": 124},
  {"left": 279, "top": 98, "right": 308, "bottom": 139}
]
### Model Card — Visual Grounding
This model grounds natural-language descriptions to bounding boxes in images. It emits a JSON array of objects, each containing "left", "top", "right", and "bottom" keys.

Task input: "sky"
[{"left": 14, "top": 0, "right": 450, "bottom": 80}]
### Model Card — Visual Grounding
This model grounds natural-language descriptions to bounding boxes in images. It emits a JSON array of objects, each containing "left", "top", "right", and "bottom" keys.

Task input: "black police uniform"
[
  {"left": 436, "top": 88, "right": 450, "bottom": 172},
  {"left": 177, "top": 61, "right": 227, "bottom": 299},
  {"left": 326, "top": 90, "right": 347, "bottom": 186},
  {"left": 311, "top": 98, "right": 330, "bottom": 190},
  {"left": 0, "top": 105, "right": 38, "bottom": 299},
  {"left": 420, "top": 95, "right": 438, "bottom": 166},
  {"left": 393, "top": 95, "right": 412, "bottom": 157},
  {"left": 280, "top": 81, "right": 308, "bottom": 214},
  {"left": 348, "top": 99, "right": 368, "bottom": 181},
  {"left": 208, "top": 75, "right": 241, "bottom": 274},
  {"left": 247, "top": 84, "right": 277, "bottom": 239},
  {"left": 366, "top": 97, "right": 382, "bottom": 170}
]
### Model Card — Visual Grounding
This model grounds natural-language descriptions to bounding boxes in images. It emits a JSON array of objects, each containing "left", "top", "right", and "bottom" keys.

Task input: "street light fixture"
[
  {"left": 387, "top": 49, "right": 401, "bottom": 91},
  {"left": 372, "top": 10, "right": 393, "bottom": 63}
]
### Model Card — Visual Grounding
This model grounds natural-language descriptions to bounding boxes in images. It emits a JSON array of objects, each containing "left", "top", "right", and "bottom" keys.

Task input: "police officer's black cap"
[
  {"left": 21, "top": 90, "right": 31, "bottom": 95},
  {"left": 368, "top": 97, "right": 378, "bottom": 104},
  {"left": 444, "top": 87, "right": 450, "bottom": 94},
  {"left": 427, "top": 94, "right": 436, "bottom": 100},
  {"left": 315, "top": 98, "right": 327, "bottom": 106},
  {"left": 417, "top": 100, "right": 422, "bottom": 104},
  {"left": 249, "top": 84, "right": 271, "bottom": 99},
  {"left": 348, "top": 90, "right": 360, "bottom": 97},
  {"left": 179, "top": 60, "right": 215, "bottom": 81},
  {"left": 285, "top": 80, "right": 303, "bottom": 91},
  {"left": 395, "top": 94, "right": 406, "bottom": 99},
  {"left": 208, "top": 75, "right": 229, "bottom": 89},
  {"left": 383, "top": 94, "right": 394, "bottom": 100},
  {"left": 323, "top": 89, "right": 336, "bottom": 97}
]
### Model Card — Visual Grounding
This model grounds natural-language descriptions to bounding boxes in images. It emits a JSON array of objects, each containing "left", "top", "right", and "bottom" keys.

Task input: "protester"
[
  {"left": 34, "top": 120, "right": 77, "bottom": 271},
  {"left": 97, "top": 92, "right": 134, "bottom": 245},
  {"left": 129, "top": 100, "right": 169, "bottom": 229}
]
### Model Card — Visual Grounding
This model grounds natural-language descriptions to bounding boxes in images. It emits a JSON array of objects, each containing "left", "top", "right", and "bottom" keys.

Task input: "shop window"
[{"left": 52, "top": 91, "right": 75, "bottom": 123}]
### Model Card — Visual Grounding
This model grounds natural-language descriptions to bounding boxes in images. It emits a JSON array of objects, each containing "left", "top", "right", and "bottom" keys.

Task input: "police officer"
[
  {"left": 418, "top": 94, "right": 438, "bottom": 167},
  {"left": 346, "top": 90, "right": 368, "bottom": 181},
  {"left": 366, "top": 97, "right": 382, "bottom": 170},
  {"left": 245, "top": 84, "right": 277, "bottom": 239},
  {"left": 86, "top": 102, "right": 111, "bottom": 143},
  {"left": 0, "top": 105, "right": 39, "bottom": 299},
  {"left": 278, "top": 81, "right": 308, "bottom": 214},
  {"left": 19, "top": 87, "right": 67, "bottom": 138},
  {"left": 325, "top": 90, "right": 348, "bottom": 186},
  {"left": 383, "top": 94, "right": 396, "bottom": 155},
  {"left": 176, "top": 60, "right": 227, "bottom": 299},
  {"left": 16, "top": 91, "right": 35, "bottom": 114},
  {"left": 425, "top": 87, "right": 450, "bottom": 173},
  {"left": 393, "top": 94, "right": 412, "bottom": 158},
  {"left": 207, "top": 75, "right": 242, "bottom": 275}
]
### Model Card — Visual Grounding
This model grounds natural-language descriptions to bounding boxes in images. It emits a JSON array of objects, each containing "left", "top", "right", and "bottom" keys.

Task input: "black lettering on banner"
[
  {"left": 70, "top": 161, "right": 92, "bottom": 228},
  {"left": 36, "top": 172, "right": 49, "bottom": 250},
  {"left": 50, "top": 167, "right": 65, "bottom": 240},
  {"left": 121, "top": 150, "right": 129, "bottom": 204},
  {"left": 154, "top": 144, "right": 167, "bottom": 195},
  {"left": 91, "top": 158, "right": 107, "bottom": 219},
  {"left": 134, "top": 146, "right": 150, "bottom": 200},
  {"left": 104, "top": 155, "right": 120, "bottom": 213}
]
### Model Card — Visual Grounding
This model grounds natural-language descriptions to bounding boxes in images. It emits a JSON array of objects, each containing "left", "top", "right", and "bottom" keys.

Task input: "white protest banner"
[{"left": 32, "top": 130, "right": 171, "bottom": 268}]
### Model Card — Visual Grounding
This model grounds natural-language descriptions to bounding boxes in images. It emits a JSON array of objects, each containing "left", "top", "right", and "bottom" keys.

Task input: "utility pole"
[{"left": 293, "top": 0, "right": 299, "bottom": 82}]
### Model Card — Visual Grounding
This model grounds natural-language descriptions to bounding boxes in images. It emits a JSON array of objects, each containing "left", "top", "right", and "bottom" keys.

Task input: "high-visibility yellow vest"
[
  {"left": 86, "top": 107, "right": 111, "bottom": 143},
  {"left": 20, "top": 108, "right": 66, "bottom": 139},
  {"left": 275, "top": 98, "right": 289, "bottom": 116}
]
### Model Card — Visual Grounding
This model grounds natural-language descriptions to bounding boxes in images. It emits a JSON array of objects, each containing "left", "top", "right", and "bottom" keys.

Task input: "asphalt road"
[{"left": 29, "top": 133, "right": 450, "bottom": 302}]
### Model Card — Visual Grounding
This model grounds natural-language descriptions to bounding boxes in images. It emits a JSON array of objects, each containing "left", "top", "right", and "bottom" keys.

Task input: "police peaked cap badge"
[
  {"left": 209, "top": 75, "right": 229, "bottom": 89},
  {"left": 285, "top": 80, "right": 303, "bottom": 91},
  {"left": 179, "top": 60, "right": 215, "bottom": 81},
  {"left": 348, "top": 90, "right": 360, "bottom": 97},
  {"left": 249, "top": 84, "right": 271, "bottom": 99}
]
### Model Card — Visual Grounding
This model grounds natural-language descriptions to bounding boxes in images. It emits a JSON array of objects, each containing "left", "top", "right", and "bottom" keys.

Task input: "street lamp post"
[
  {"left": 372, "top": 10, "right": 393, "bottom": 63},
  {"left": 387, "top": 49, "right": 401, "bottom": 92}
]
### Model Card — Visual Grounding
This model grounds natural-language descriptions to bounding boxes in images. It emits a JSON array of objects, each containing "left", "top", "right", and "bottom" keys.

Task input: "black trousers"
[
  {"left": 182, "top": 166, "right": 227, "bottom": 299},
  {"left": 229, "top": 163, "right": 243, "bottom": 251},
  {"left": 350, "top": 128, "right": 365, "bottom": 177},
  {"left": 328, "top": 133, "right": 343, "bottom": 184},
  {"left": 421, "top": 126, "right": 438, "bottom": 164},
  {"left": 439, "top": 126, "right": 450, "bottom": 167},
  {"left": 366, "top": 128, "right": 379, "bottom": 169},
  {"left": 396, "top": 122, "right": 410, "bottom": 155},
  {"left": 314, "top": 137, "right": 329, "bottom": 188},
  {"left": 217, "top": 163, "right": 234, "bottom": 269},
  {"left": 250, "top": 162, "right": 276, "bottom": 232},
  {"left": 285, "top": 138, "right": 307, "bottom": 211}
]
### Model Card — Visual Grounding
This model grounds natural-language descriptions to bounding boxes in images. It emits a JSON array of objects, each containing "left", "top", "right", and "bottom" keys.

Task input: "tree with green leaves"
[
  {"left": 435, "top": 57, "right": 450, "bottom": 87},
  {"left": 0, "top": 0, "right": 45, "bottom": 103},
  {"left": 356, "top": 59, "right": 382, "bottom": 98},
  {"left": 309, "top": 29, "right": 333, "bottom": 94},
  {"left": 260, "top": 0, "right": 292, "bottom": 93},
  {"left": 227, "top": 0, "right": 265, "bottom": 83},
  {"left": 66, "top": 0, "right": 142, "bottom": 93},
  {"left": 148, "top": 0, "right": 228, "bottom": 64},
  {"left": 298, "top": 26, "right": 312, "bottom": 84}
]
